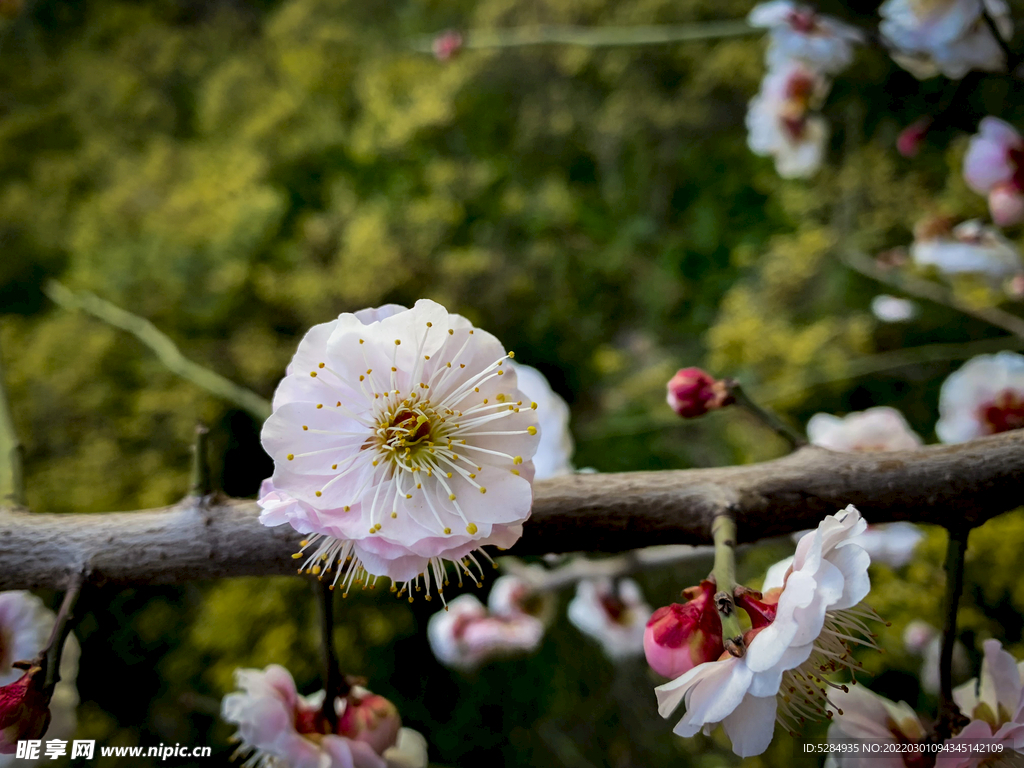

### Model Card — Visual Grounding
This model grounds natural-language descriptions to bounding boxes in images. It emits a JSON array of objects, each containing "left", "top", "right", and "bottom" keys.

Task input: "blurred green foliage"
[{"left": 2, "top": 0, "right": 1024, "bottom": 765}]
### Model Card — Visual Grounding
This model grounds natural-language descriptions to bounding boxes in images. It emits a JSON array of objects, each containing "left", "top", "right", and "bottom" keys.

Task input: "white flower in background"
[
  {"left": 487, "top": 571, "right": 556, "bottom": 627},
  {"left": 964, "top": 117, "right": 1024, "bottom": 227},
  {"left": 852, "top": 523, "right": 923, "bottom": 569},
  {"left": 509, "top": 362, "right": 574, "bottom": 480},
  {"left": 0, "top": 592, "right": 79, "bottom": 768},
  {"left": 222, "top": 665, "right": 427, "bottom": 768},
  {"left": 880, "top": 0, "right": 1012, "bottom": 79},
  {"left": 807, "top": 407, "right": 923, "bottom": 453},
  {"left": 940, "top": 639, "right": 1024, "bottom": 768},
  {"left": 656, "top": 506, "right": 879, "bottom": 757},
  {"left": 824, "top": 684, "right": 928, "bottom": 768},
  {"left": 567, "top": 578, "right": 651, "bottom": 660},
  {"left": 911, "top": 218, "right": 1023, "bottom": 282},
  {"left": 746, "top": 60, "right": 830, "bottom": 179},
  {"left": 426, "top": 593, "right": 544, "bottom": 671},
  {"left": 936, "top": 351, "right": 1024, "bottom": 442},
  {"left": 260, "top": 300, "right": 540, "bottom": 602},
  {"left": 748, "top": 1, "right": 864, "bottom": 73},
  {"left": 902, "top": 620, "right": 970, "bottom": 695},
  {"left": 870, "top": 294, "right": 918, "bottom": 323}
]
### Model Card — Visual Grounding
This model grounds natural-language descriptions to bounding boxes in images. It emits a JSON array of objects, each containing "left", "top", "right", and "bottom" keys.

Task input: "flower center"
[
  {"left": 786, "top": 10, "right": 818, "bottom": 34},
  {"left": 376, "top": 404, "right": 439, "bottom": 462},
  {"left": 978, "top": 389, "right": 1024, "bottom": 434}
]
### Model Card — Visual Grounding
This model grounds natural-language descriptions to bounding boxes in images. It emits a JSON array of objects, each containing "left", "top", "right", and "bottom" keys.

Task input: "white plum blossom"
[
  {"left": 260, "top": 300, "right": 540, "bottom": 602},
  {"left": 655, "top": 506, "right": 879, "bottom": 757},
  {"left": 902, "top": 620, "right": 970, "bottom": 695},
  {"left": 0, "top": 592, "right": 79, "bottom": 768},
  {"left": 746, "top": 60, "right": 830, "bottom": 179},
  {"left": 911, "top": 218, "right": 1023, "bottom": 282},
  {"left": 508, "top": 362, "right": 574, "bottom": 480},
  {"left": 426, "top": 593, "right": 545, "bottom": 671},
  {"left": 880, "top": 0, "right": 1013, "bottom": 79},
  {"left": 936, "top": 351, "right": 1024, "bottom": 443},
  {"left": 852, "top": 523, "right": 924, "bottom": 570},
  {"left": 964, "top": 117, "right": 1024, "bottom": 227},
  {"left": 807, "top": 407, "right": 923, "bottom": 453},
  {"left": 487, "top": 571, "right": 557, "bottom": 627},
  {"left": 221, "top": 665, "right": 427, "bottom": 768},
  {"left": 567, "top": 578, "right": 651, "bottom": 660},
  {"left": 824, "top": 684, "right": 928, "bottom": 768},
  {"left": 870, "top": 294, "right": 918, "bottom": 323},
  {"left": 748, "top": 1, "right": 864, "bottom": 73}
]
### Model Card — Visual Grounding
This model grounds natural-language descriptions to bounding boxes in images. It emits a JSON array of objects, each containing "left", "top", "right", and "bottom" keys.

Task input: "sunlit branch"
[{"left": 0, "top": 430, "right": 1021, "bottom": 590}]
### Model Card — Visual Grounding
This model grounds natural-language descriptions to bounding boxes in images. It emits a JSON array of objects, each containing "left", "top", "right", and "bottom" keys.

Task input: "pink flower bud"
[
  {"left": 666, "top": 368, "right": 734, "bottom": 419},
  {"left": 432, "top": 31, "right": 463, "bottom": 61},
  {"left": 338, "top": 690, "right": 402, "bottom": 756},
  {"left": 643, "top": 580, "right": 724, "bottom": 679},
  {"left": 897, "top": 117, "right": 931, "bottom": 158},
  {"left": 989, "top": 182, "right": 1024, "bottom": 227},
  {"left": 0, "top": 666, "right": 51, "bottom": 754}
]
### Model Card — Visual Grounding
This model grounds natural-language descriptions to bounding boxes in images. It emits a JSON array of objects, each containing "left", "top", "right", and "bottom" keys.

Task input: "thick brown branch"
[{"left": 0, "top": 430, "right": 1022, "bottom": 590}]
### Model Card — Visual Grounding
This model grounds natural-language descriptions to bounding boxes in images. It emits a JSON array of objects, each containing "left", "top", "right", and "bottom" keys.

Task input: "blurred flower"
[
  {"left": 260, "top": 300, "right": 540, "bottom": 602},
  {"left": 825, "top": 684, "right": 928, "bottom": 768},
  {"left": 0, "top": 667, "right": 50, "bottom": 754},
  {"left": 870, "top": 294, "right": 918, "bottom": 322},
  {"left": 666, "top": 368, "right": 734, "bottom": 419},
  {"left": 747, "top": 1, "right": 864, "bottom": 73},
  {"left": 911, "top": 217, "right": 1022, "bottom": 282},
  {"left": 807, "top": 407, "right": 923, "bottom": 452},
  {"left": 880, "top": 0, "right": 1012, "bottom": 79},
  {"left": 897, "top": 117, "right": 933, "bottom": 157},
  {"left": 509, "top": 363, "right": 573, "bottom": 480},
  {"left": 964, "top": 117, "right": 1024, "bottom": 227},
  {"left": 222, "top": 665, "right": 427, "bottom": 768},
  {"left": 655, "top": 506, "right": 878, "bottom": 757},
  {"left": 432, "top": 30, "right": 463, "bottom": 61},
  {"left": 854, "top": 523, "right": 924, "bottom": 569},
  {"left": 747, "top": 60, "right": 830, "bottom": 178},
  {"left": 487, "top": 570, "right": 557, "bottom": 627},
  {"left": 943, "top": 639, "right": 1024, "bottom": 767},
  {"left": 568, "top": 578, "right": 651, "bottom": 660},
  {"left": 427, "top": 593, "right": 544, "bottom": 671},
  {"left": 902, "top": 620, "right": 970, "bottom": 695},
  {"left": 644, "top": 580, "right": 724, "bottom": 679},
  {"left": 936, "top": 352, "right": 1024, "bottom": 442}
]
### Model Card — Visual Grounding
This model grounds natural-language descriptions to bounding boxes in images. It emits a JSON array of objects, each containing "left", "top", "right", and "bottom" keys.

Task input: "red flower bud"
[
  {"left": 643, "top": 580, "right": 724, "bottom": 679},
  {"left": 735, "top": 586, "right": 781, "bottom": 630},
  {"left": 432, "top": 31, "right": 463, "bottom": 61},
  {"left": 338, "top": 690, "right": 402, "bottom": 756},
  {"left": 897, "top": 117, "right": 932, "bottom": 158},
  {"left": 666, "top": 368, "right": 734, "bottom": 419},
  {"left": 0, "top": 666, "right": 51, "bottom": 754}
]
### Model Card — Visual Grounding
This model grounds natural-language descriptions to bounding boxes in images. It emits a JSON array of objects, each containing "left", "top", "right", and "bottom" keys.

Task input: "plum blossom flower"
[
  {"left": 567, "top": 578, "right": 651, "bottom": 660},
  {"left": 824, "top": 684, "right": 928, "bottom": 768},
  {"left": 870, "top": 295, "right": 918, "bottom": 323},
  {"left": 666, "top": 368, "right": 734, "bottom": 419},
  {"left": 807, "top": 407, "right": 923, "bottom": 453},
  {"left": 260, "top": 300, "right": 540, "bottom": 602},
  {"left": 426, "top": 593, "right": 544, "bottom": 671},
  {"left": 509, "top": 363, "right": 573, "bottom": 480},
  {"left": 964, "top": 117, "right": 1024, "bottom": 227},
  {"left": 911, "top": 217, "right": 1023, "bottom": 282},
  {"left": 655, "top": 506, "right": 880, "bottom": 757},
  {"left": 644, "top": 580, "right": 724, "bottom": 679},
  {"left": 902, "top": 620, "right": 970, "bottom": 695},
  {"left": 936, "top": 352, "right": 1024, "bottom": 442},
  {"left": 748, "top": 1, "right": 864, "bottom": 73},
  {"left": 880, "top": 0, "right": 1013, "bottom": 79},
  {"left": 431, "top": 31, "right": 463, "bottom": 61},
  {"left": 747, "top": 60, "right": 830, "bottom": 178},
  {"left": 940, "top": 639, "right": 1024, "bottom": 767},
  {"left": 222, "top": 665, "right": 427, "bottom": 768},
  {"left": 852, "top": 523, "right": 923, "bottom": 570}
]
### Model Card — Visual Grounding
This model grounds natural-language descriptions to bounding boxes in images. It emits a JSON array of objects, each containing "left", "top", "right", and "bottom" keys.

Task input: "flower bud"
[
  {"left": 989, "top": 182, "right": 1024, "bottom": 228},
  {"left": 643, "top": 580, "right": 723, "bottom": 679},
  {"left": 896, "top": 117, "right": 931, "bottom": 158},
  {"left": 0, "top": 666, "right": 51, "bottom": 754},
  {"left": 666, "top": 369, "right": 734, "bottom": 419},
  {"left": 432, "top": 31, "right": 463, "bottom": 61},
  {"left": 338, "top": 690, "right": 402, "bottom": 756}
]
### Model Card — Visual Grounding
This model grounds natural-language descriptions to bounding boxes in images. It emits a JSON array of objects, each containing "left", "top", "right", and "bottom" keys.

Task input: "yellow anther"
[
  {"left": 287, "top": 454, "right": 294, "bottom": 460},
  {"left": 359, "top": 339, "right": 364, "bottom": 344},
  {"left": 449, "top": 493, "right": 456, "bottom": 501},
  {"left": 318, "top": 362, "right": 325, "bottom": 369},
  {"left": 479, "top": 487, "right": 487, "bottom": 494},
  {"left": 527, "top": 426, "right": 537, "bottom": 435},
  {"left": 448, "top": 329, "right": 454, "bottom": 335},
  {"left": 317, "top": 404, "right": 323, "bottom": 409},
  {"left": 446, "top": 362, "right": 452, "bottom": 368},
  {"left": 424, "top": 355, "right": 430, "bottom": 360},
  {"left": 315, "top": 491, "right": 322, "bottom": 497},
  {"left": 444, "top": 527, "right": 452, "bottom": 534},
  {"left": 369, "top": 527, "right": 375, "bottom": 533},
  {"left": 391, "top": 366, "right": 397, "bottom": 372},
  {"left": 469, "top": 473, "right": 476, "bottom": 479},
  {"left": 513, "top": 456, "right": 523, "bottom": 464},
  {"left": 300, "top": 540, "right": 309, "bottom": 546},
  {"left": 302, "top": 425, "right": 309, "bottom": 431},
  {"left": 372, "top": 460, "right": 378, "bottom": 466},
  {"left": 508, "top": 351, "right": 515, "bottom": 358},
  {"left": 446, "top": 472, "right": 452, "bottom": 478},
  {"left": 343, "top": 505, "right": 350, "bottom": 512},
  {"left": 498, "top": 370, "right": 504, "bottom": 375},
  {"left": 375, "top": 523, "right": 382, "bottom": 531},
  {"left": 292, "top": 553, "right": 302, "bottom": 559},
  {"left": 466, "top": 523, "right": 478, "bottom": 534},
  {"left": 332, "top": 464, "right": 338, "bottom": 469},
  {"left": 426, "top": 322, "right": 433, "bottom": 327},
  {"left": 391, "top": 512, "right": 398, "bottom": 518},
  {"left": 360, "top": 375, "right": 365, "bottom": 381},
  {"left": 405, "top": 494, "right": 412, "bottom": 499},
  {"left": 416, "top": 483, "right": 422, "bottom": 489},
  {"left": 312, "top": 565, "right": 321, "bottom": 575},
  {"left": 394, "top": 339, "right": 401, "bottom": 345},
  {"left": 310, "top": 372, "right": 317, "bottom": 377}
]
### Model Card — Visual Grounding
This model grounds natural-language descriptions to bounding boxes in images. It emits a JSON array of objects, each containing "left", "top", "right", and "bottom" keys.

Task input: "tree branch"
[{"left": 0, "top": 430, "right": 1021, "bottom": 589}]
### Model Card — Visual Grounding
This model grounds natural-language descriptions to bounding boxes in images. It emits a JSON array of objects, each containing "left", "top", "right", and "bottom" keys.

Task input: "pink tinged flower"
[
  {"left": 508, "top": 363, "right": 574, "bottom": 480},
  {"left": 936, "top": 352, "right": 1024, "bottom": 443},
  {"left": 432, "top": 31, "right": 463, "bottom": 61},
  {"left": 260, "top": 300, "right": 541, "bottom": 603},
  {"left": 567, "top": 578, "right": 652, "bottom": 660},
  {"left": 825, "top": 684, "right": 928, "bottom": 768},
  {"left": 426, "top": 593, "right": 544, "bottom": 671},
  {"left": 807, "top": 407, "right": 923, "bottom": 453},
  {"left": 0, "top": 667, "right": 50, "bottom": 754},
  {"left": 748, "top": 1, "right": 865, "bottom": 73},
  {"left": 911, "top": 218, "right": 1023, "bottom": 281},
  {"left": 644, "top": 580, "right": 725, "bottom": 679},
  {"left": 221, "top": 665, "right": 428, "bottom": 768},
  {"left": 746, "top": 61, "right": 830, "bottom": 179},
  {"left": 655, "top": 506, "right": 881, "bottom": 757},
  {"left": 666, "top": 369, "right": 735, "bottom": 419},
  {"left": 963, "top": 118, "right": 1024, "bottom": 226},
  {"left": 897, "top": 117, "right": 933, "bottom": 157},
  {"left": 487, "top": 572, "right": 556, "bottom": 626}
]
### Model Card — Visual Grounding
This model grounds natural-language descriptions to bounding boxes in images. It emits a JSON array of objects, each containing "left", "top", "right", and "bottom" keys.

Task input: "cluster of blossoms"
[{"left": 910, "top": 215, "right": 1022, "bottom": 287}]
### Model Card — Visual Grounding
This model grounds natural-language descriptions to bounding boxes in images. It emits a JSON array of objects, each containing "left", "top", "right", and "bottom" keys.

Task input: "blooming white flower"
[
  {"left": 964, "top": 117, "right": 1024, "bottom": 227},
  {"left": 222, "top": 665, "right": 427, "bottom": 768},
  {"left": 655, "top": 506, "right": 878, "bottom": 757},
  {"left": 870, "top": 294, "right": 918, "bottom": 323},
  {"left": 824, "top": 684, "right": 928, "bottom": 768},
  {"left": 880, "top": 0, "right": 1012, "bottom": 79},
  {"left": 911, "top": 218, "right": 1023, "bottom": 282},
  {"left": 487, "top": 571, "right": 556, "bottom": 627},
  {"left": 508, "top": 363, "right": 573, "bottom": 480},
  {"left": 0, "top": 592, "right": 78, "bottom": 768},
  {"left": 260, "top": 300, "right": 540, "bottom": 602},
  {"left": 748, "top": 1, "right": 864, "bottom": 73},
  {"left": 807, "top": 407, "right": 923, "bottom": 453},
  {"left": 746, "top": 60, "right": 830, "bottom": 179},
  {"left": 426, "top": 593, "right": 544, "bottom": 671},
  {"left": 936, "top": 351, "right": 1024, "bottom": 443},
  {"left": 567, "top": 578, "right": 651, "bottom": 660}
]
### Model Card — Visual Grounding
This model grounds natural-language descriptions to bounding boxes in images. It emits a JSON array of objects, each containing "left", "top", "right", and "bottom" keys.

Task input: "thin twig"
[
  {"left": 315, "top": 579, "right": 346, "bottom": 731},
  {"left": 40, "top": 571, "right": 85, "bottom": 694},
  {"left": 189, "top": 424, "right": 213, "bottom": 498},
  {"left": 725, "top": 379, "right": 806, "bottom": 449},
  {"left": 44, "top": 281, "right": 272, "bottom": 421},
  {"left": 935, "top": 527, "right": 970, "bottom": 741},
  {"left": 0, "top": 333, "right": 24, "bottom": 506},
  {"left": 712, "top": 512, "right": 745, "bottom": 656}
]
